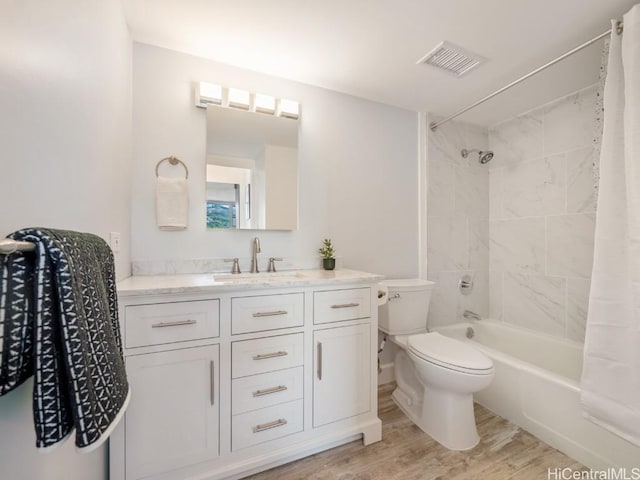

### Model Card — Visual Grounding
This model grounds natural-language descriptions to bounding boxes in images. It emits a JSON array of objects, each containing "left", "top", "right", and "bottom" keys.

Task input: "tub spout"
[{"left": 463, "top": 310, "right": 481, "bottom": 321}]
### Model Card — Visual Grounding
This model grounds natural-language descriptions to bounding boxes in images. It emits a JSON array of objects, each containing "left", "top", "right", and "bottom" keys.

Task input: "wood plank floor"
[{"left": 247, "top": 382, "right": 586, "bottom": 480}]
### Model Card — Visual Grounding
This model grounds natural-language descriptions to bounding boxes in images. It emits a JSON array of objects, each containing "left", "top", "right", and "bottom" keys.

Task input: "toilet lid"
[{"left": 407, "top": 332, "right": 493, "bottom": 374}]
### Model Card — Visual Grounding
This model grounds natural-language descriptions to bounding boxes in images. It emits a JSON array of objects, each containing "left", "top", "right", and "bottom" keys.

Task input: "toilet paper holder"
[{"left": 377, "top": 284, "right": 390, "bottom": 306}]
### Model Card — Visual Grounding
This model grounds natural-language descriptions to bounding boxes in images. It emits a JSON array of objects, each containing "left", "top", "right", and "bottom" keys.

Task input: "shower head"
[
  {"left": 461, "top": 148, "right": 494, "bottom": 164},
  {"left": 479, "top": 151, "right": 494, "bottom": 164}
]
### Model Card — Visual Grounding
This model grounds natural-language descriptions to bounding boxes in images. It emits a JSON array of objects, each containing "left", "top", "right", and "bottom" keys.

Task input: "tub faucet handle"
[{"left": 459, "top": 274, "right": 474, "bottom": 295}]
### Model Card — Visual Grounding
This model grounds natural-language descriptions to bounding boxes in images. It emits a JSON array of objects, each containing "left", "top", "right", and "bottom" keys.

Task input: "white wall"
[
  {"left": 0, "top": 1, "right": 132, "bottom": 479},
  {"left": 131, "top": 43, "right": 419, "bottom": 278}
]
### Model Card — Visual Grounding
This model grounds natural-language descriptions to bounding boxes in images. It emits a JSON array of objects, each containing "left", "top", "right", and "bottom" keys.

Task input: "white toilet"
[{"left": 379, "top": 279, "right": 494, "bottom": 450}]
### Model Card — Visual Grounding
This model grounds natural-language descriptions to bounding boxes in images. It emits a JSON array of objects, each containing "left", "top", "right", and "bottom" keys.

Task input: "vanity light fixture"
[
  {"left": 278, "top": 99, "right": 300, "bottom": 120},
  {"left": 228, "top": 88, "right": 251, "bottom": 110},
  {"left": 195, "top": 82, "right": 223, "bottom": 107},
  {"left": 195, "top": 81, "right": 300, "bottom": 120},
  {"left": 255, "top": 93, "right": 276, "bottom": 114}
]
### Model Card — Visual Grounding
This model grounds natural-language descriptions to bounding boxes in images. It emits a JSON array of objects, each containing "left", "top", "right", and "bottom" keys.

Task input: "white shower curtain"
[{"left": 581, "top": 4, "right": 640, "bottom": 447}]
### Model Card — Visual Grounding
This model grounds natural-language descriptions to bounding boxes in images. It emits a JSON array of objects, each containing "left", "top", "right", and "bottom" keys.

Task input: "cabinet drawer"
[
  {"left": 125, "top": 300, "right": 220, "bottom": 348},
  {"left": 232, "top": 399, "right": 303, "bottom": 451},
  {"left": 232, "top": 366, "right": 303, "bottom": 415},
  {"left": 313, "top": 288, "right": 371, "bottom": 325},
  {"left": 232, "top": 293, "right": 304, "bottom": 335},
  {"left": 232, "top": 333, "right": 303, "bottom": 378}
]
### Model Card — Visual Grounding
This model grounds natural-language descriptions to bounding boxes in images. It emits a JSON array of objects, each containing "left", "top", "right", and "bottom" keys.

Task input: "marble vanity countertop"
[{"left": 117, "top": 269, "right": 385, "bottom": 297}]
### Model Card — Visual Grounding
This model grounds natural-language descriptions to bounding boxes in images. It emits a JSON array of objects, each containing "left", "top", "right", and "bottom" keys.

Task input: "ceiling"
[{"left": 122, "top": 0, "right": 637, "bottom": 126}]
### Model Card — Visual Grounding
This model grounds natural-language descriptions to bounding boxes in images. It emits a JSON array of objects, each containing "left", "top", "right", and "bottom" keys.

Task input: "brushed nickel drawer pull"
[
  {"left": 210, "top": 361, "right": 215, "bottom": 406},
  {"left": 252, "top": 310, "right": 288, "bottom": 318},
  {"left": 317, "top": 341, "right": 323, "bottom": 380},
  {"left": 151, "top": 319, "right": 197, "bottom": 328},
  {"left": 253, "top": 418, "right": 288, "bottom": 433},
  {"left": 330, "top": 303, "right": 360, "bottom": 309},
  {"left": 253, "top": 351, "right": 288, "bottom": 360},
  {"left": 252, "top": 385, "right": 288, "bottom": 397}
]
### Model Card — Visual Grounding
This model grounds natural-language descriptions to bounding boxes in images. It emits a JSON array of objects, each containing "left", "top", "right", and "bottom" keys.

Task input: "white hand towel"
[{"left": 156, "top": 176, "right": 189, "bottom": 230}]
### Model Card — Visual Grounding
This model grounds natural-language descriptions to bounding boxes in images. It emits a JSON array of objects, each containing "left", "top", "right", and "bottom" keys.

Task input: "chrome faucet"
[
  {"left": 250, "top": 237, "right": 261, "bottom": 273},
  {"left": 463, "top": 310, "right": 481, "bottom": 321}
]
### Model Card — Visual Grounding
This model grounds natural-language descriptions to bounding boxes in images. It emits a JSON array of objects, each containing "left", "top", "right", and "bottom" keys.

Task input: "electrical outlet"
[{"left": 110, "top": 232, "right": 121, "bottom": 253}]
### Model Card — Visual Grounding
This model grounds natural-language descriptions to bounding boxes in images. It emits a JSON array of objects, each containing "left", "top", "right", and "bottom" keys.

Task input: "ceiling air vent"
[{"left": 417, "top": 41, "right": 485, "bottom": 77}]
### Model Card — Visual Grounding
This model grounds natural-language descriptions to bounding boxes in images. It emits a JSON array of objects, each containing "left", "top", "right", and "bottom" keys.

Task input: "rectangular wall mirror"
[{"left": 206, "top": 105, "right": 299, "bottom": 230}]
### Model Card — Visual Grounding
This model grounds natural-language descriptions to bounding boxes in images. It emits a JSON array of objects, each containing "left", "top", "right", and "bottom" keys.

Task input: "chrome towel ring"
[{"left": 155, "top": 156, "right": 189, "bottom": 179}]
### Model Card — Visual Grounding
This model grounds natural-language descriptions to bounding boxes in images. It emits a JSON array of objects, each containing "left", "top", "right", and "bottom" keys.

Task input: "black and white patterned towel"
[{"left": 0, "top": 228, "right": 129, "bottom": 451}]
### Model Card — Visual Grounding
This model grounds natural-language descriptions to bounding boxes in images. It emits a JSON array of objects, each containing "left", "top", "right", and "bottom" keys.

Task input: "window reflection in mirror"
[{"left": 206, "top": 105, "right": 298, "bottom": 230}]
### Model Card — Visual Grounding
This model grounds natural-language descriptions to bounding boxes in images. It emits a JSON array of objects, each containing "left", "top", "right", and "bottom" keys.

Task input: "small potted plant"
[{"left": 318, "top": 238, "right": 336, "bottom": 270}]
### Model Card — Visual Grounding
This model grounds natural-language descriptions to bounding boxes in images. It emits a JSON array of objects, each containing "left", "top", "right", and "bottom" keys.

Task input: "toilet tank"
[{"left": 378, "top": 279, "right": 435, "bottom": 335}]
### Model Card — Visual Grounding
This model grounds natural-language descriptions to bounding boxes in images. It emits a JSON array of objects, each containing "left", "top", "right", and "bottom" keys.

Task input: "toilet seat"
[{"left": 407, "top": 332, "right": 493, "bottom": 375}]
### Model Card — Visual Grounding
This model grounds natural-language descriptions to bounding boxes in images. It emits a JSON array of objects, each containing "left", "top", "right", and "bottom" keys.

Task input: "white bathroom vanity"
[{"left": 109, "top": 269, "right": 383, "bottom": 480}]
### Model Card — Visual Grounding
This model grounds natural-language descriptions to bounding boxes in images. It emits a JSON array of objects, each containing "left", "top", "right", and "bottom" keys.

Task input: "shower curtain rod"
[{"left": 429, "top": 20, "right": 624, "bottom": 131}]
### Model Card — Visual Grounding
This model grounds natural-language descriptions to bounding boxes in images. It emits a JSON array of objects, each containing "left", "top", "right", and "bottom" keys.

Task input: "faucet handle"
[
  {"left": 224, "top": 258, "right": 241, "bottom": 274},
  {"left": 267, "top": 257, "right": 283, "bottom": 273}
]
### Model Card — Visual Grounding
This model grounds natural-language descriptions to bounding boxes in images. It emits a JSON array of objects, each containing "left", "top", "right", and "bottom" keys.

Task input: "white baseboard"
[{"left": 377, "top": 361, "right": 395, "bottom": 385}]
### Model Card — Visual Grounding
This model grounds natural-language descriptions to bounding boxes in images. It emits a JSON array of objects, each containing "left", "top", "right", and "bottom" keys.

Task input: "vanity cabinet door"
[
  {"left": 124, "top": 345, "right": 219, "bottom": 480},
  {"left": 313, "top": 323, "right": 370, "bottom": 427}
]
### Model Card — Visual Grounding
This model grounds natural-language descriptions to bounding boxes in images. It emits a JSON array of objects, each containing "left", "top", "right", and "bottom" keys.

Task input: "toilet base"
[
  {"left": 392, "top": 385, "right": 480, "bottom": 451},
  {"left": 391, "top": 387, "right": 423, "bottom": 429}
]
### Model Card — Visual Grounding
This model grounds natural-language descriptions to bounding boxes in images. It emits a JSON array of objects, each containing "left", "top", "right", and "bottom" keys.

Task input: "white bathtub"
[{"left": 436, "top": 321, "right": 640, "bottom": 470}]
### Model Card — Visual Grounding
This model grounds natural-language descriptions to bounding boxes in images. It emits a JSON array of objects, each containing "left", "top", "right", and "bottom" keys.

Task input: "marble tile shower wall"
[
  {"left": 426, "top": 114, "right": 490, "bottom": 329},
  {"left": 488, "top": 85, "right": 597, "bottom": 342}
]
